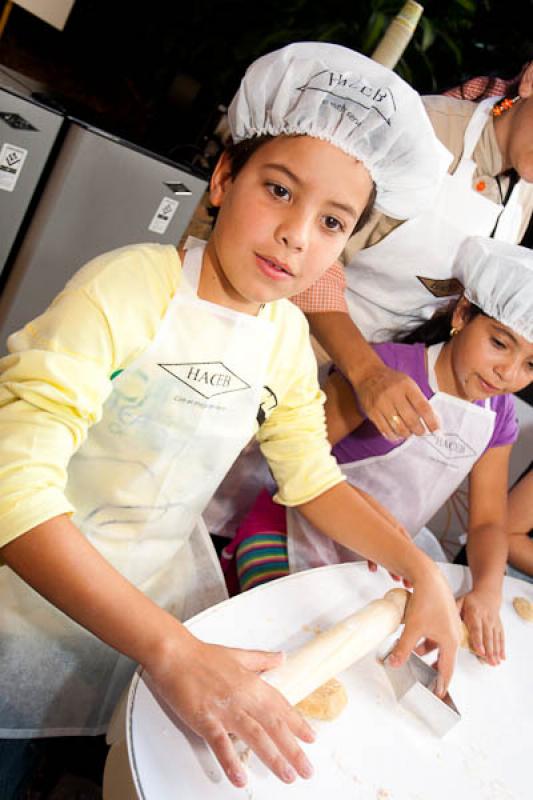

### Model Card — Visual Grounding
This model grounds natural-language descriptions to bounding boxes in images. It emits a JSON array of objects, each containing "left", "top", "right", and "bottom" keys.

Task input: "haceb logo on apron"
[
  {"left": 159, "top": 362, "right": 250, "bottom": 399},
  {"left": 423, "top": 433, "right": 475, "bottom": 460}
]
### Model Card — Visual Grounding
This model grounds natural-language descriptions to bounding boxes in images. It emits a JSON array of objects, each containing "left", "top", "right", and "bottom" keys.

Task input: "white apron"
[
  {"left": 287, "top": 344, "right": 496, "bottom": 573},
  {"left": 345, "top": 98, "right": 524, "bottom": 341},
  {"left": 203, "top": 437, "right": 278, "bottom": 537},
  {"left": 0, "top": 243, "right": 275, "bottom": 737}
]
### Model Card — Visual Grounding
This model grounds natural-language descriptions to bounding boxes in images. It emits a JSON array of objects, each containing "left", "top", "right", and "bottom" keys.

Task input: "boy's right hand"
[
  {"left": 146, "top": 637, "right": 315, "bottom": 788},
  {"left": 386, "top": 566, "right": 461, "bottom": 696},
  {"left": 357, "top": 488, "right": 412, "bottom": 587}
]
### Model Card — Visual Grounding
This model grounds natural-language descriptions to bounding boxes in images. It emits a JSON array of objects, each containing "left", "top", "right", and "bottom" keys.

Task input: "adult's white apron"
[
  {"left": 287, "top": 344, "right": 496, "bottom": 573},
  {"left": 0, "top": 243, "right": 275, "bottom": 737},
  {"left": 345, "top": 98, "right": 524, "bottom": 341}
]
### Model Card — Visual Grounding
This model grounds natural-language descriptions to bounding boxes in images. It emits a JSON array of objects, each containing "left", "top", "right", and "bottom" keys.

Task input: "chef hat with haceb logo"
[
  {"left": 228, "top": 41, "right": 452, "bottom": 220},
  {"left": 454, "top": 237, "right": 533, "bottom": 343}
]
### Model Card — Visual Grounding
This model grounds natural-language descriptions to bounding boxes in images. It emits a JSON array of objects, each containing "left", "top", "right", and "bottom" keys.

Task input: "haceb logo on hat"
[
  {"left": 297, "top": 70, "right": 396, "bottom": 125},
  {"left": 159, "top": 362, "right": 250, "bottom": 399}
]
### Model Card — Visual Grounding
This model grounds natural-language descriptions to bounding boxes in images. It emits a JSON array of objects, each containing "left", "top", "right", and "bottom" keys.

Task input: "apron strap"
[
  {"left": 460, "top": 97, "right": 495, "bottom": 162},
  {"left": 456, "top": 97, "right": 522, "bottom": 240},
  {"left": 182, "top": 242, "right": 205, "bottom": 294},
  {"left": 181, "top": 240, "right": 270, "bottom": 321},
  {"left": 492, "top": 172, "right": 522, "bottom": 239},
  {"left": 426, "top": 342, "right": 444, "bottom": 393}
]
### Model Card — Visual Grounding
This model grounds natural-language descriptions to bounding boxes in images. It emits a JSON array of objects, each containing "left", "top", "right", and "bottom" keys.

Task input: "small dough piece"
[
  {"left": 460, "top": 620, "right": 491, "bottom": 665},
  {"left": 295, "top": 677, "right": 348, "bottom": 721},
  {"left": 513, "top": 596, "right": 533, "bottom": 622},
  {"left": 460, "top": 621, "right": 475, "bottom": 652}
]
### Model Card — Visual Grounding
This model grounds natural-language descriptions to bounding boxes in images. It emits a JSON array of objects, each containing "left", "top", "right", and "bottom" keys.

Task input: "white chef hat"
[
  {"left": 455, "top": 237, "right": 533, "bottom": 342},
  {"left": 228, "top": 41, "right": 452, "bottom": 219}
]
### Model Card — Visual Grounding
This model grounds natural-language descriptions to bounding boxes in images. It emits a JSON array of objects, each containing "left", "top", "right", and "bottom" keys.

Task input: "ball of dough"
[
  {"left": 513, "top": 596, "right": 533, "bottom": 622},
  {"left": 296, "top": 677, "right": 348, "bottom": 721}
]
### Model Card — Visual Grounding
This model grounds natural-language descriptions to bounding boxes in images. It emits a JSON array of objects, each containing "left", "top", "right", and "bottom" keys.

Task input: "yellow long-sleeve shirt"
[{"left": 0, "top": 243, "right": 343, "bottom": 547}]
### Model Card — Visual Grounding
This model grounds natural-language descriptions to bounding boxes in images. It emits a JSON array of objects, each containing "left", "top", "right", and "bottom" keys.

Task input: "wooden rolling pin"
[{"left": 263, "top": 588, "right": 409, "bottom": 706}]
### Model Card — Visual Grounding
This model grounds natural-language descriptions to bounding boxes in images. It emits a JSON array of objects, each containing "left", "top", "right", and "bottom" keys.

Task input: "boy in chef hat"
[{"left": 0, "top": 42, "right": 457, "bottom": 795}]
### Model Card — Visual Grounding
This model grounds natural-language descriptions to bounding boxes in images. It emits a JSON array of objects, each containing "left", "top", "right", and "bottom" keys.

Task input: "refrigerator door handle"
[{"left": 164, "top": 181, "right": 193, "bottom": 195}]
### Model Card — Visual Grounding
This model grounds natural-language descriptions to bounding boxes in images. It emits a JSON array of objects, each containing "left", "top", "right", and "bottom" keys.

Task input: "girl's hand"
[
  {"left": 146, "top": 636, "right": 315, "bottom": 788},
  {"left": 457, "top": 591, "right": 505, "bottom": 666},
  {"left": 387, "top": 567, "right": 461, "bottom": 696}
]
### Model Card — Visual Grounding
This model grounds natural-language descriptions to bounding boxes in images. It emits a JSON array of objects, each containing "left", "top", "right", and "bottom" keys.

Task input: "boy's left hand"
[{"left": 457, "top": 591, "right": 505, "bottom": 666}]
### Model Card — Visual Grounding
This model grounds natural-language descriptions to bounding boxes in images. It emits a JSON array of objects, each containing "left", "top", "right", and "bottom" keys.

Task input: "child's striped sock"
[{"left": 236, "top": 532, "right": 289, "bottom": 591}]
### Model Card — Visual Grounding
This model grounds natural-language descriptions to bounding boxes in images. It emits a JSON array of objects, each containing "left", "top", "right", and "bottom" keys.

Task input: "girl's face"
[
  {"left": 202, "top": 135, "right": 373, "bottom": 314},
  {"left": 448, "top": 299, "right": 533, "bottom": 401},
  {"left": 494, "top": 61, "right": 533, "bottom": 181}
]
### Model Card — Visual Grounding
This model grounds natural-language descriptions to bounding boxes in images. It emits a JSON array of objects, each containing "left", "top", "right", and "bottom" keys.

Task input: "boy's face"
[{"left": 203, "top": 135, "right": 373, "bottom": 313}]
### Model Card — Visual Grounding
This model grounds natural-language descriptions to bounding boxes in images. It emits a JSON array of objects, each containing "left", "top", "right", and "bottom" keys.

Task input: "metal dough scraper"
[{"left": 381, "top": 645, "right": 461, "bottom": 737}]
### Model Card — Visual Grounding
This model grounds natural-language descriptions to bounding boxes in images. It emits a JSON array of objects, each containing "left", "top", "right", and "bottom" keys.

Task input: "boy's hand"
[
  {"left": 457, "top": 591, "right": 505, "bottom": 665},
  {"left": 147, "top": 638, "right": 315, "bottom": 787},
  {"left": 387, "top": 567, "right": 461, "bottom": 696},
  {"left": 357, "top": 488, "right": 412, "bottom": 588}
]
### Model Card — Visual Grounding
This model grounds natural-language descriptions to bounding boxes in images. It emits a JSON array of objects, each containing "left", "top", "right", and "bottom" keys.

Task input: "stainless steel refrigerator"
[
  {"left": 0, "top": 83, "right": 65, "bottom": 283},
  {"left": 0, "top": 94, "right": 208, "bottom": 349}
]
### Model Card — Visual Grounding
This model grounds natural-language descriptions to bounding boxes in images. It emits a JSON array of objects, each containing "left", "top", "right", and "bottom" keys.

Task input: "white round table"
[{"left": 127, "top": 563, "right": 533, "bottom": 799}]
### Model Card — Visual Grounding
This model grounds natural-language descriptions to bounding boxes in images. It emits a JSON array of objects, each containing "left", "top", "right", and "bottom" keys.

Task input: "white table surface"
[{"left": 127, "top": 563, "right": 533, "bottom": 800}]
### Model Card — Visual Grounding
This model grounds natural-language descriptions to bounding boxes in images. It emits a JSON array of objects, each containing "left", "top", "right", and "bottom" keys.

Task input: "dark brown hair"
[{"left": 394, "top": 299, "right": 484, "bottom": 346}]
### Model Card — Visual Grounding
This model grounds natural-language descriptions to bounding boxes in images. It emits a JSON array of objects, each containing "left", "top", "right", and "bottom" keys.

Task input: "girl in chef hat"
[
  {"left": 229, "top": 236, "right": 533, "bottom": 669},
  {"left": 0, "top": 42, "right": 458, "bottom": 795}
]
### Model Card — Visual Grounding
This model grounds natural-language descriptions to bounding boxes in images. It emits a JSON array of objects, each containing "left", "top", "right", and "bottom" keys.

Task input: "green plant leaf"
[
  {"left": 453, "top": 0, "right": 477, "bottom": 12},
  {"left": 361, "top": 11, "right": 387, "bottom": 54},
  {"left": 396, "top": 57, "right": 413, "bottom": 84},
  {"left": 419, "top": 17, "right": 436, "bottom": 52},
  {"left": 436, "top": 28, "right": 464, "bottom": 67}
]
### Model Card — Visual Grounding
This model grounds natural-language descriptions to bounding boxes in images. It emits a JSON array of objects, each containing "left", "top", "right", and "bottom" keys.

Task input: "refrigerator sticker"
[
  {"left": 0, "top": 142, "right": 28, "bottom": 192},
  {"left": 148, "top": 197, "right": 180, "bottom": 235}
]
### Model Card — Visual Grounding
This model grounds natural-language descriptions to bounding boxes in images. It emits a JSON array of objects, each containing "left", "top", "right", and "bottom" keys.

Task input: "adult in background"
[{"left": 294, "top": 60, "right": 533, "bottom": 443}]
